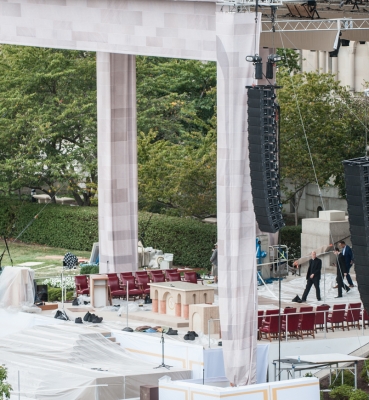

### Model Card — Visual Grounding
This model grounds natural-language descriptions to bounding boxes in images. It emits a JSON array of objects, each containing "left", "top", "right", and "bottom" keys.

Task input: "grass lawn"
[{"left": 1, "top": 241, "right": 91, "bottom": 280}]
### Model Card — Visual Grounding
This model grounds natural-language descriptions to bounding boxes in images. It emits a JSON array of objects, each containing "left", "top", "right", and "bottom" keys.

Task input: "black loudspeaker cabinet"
[
  {"left": 140, "top": 385, "right": 158, "bottom": 400},
  {"left": 343, "top": 157, "right": 369, "bottom": 311},
  {"left": 247, "top": 85, "right": 285, "bottom": 233}
]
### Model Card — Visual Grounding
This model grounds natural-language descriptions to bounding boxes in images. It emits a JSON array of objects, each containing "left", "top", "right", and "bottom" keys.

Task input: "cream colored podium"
[
  {"left": 149, "top": 281, "right": 214, "bottom": 320},
  {"left": 90, "top": 275, "right": 110, "bottom": 308}
]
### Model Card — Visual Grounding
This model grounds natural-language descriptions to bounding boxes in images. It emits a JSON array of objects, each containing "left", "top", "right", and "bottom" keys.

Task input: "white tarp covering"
[
  {"left": 0, "top": 266, "right": 35, "bottom": 309},
  {"left": 0, "top": 323, "right": 191, "bottom": 399},
  {"left": 216, "top": 11, "right": 260, "bottom": 386}
]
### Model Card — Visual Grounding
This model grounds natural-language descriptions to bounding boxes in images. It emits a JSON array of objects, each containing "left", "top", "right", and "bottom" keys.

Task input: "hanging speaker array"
[
  {"left": 247, "top": 85, "right": 285, "bottom": 233},
  {"left": 342, "top": 157, "right": 369, "bottom": 311}
]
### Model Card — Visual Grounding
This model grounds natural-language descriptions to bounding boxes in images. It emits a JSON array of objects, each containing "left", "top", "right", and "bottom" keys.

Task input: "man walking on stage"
[
  {"left": 333, "top": 247, "right": 350, "bottom": 298},
  {"left": 299, "top": 251, "right": 322, "bottom": 302},
  {"left": 339, "top": 240, "right": 355, "bottom": 288}
]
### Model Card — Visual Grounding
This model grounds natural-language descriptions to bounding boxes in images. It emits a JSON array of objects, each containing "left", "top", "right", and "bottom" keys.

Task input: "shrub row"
[
  {"left": 80, "top": 265, "right": 99, "bottom": 275},
  {"left": 0, "top": 198, "right": 302, "bottom": 268}
]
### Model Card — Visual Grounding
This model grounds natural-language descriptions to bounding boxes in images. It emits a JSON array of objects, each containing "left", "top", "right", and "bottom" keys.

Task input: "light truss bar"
[
  {"left": 262, "top": 18, "right": 369, "bottom": 32},
  {"left": 217, "top": 0, "right": 284, "bottom": 7}
]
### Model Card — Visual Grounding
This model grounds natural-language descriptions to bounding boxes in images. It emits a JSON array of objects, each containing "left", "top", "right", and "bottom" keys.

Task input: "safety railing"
[{"left": 208, "top": 307, "right": 368, "bottom": 348}]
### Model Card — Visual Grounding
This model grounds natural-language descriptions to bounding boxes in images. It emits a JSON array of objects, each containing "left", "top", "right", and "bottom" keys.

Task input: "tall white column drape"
[
  {"left": 216, "top": 11, "right": 260, "bottom": 386},
  {"left": 97, "top": 53, "right": 138, "bottom": 273}
]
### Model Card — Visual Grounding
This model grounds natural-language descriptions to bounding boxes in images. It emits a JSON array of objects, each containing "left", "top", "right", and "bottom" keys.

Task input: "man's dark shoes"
[
  {"left": 75, "top": 317, "right": 83, "bottom": 324},
  {"left": 91, "top": 316, "right": 103, "bottom": 323},
  {"left": 184, "top": 331, "right": 196, "bottom": 340},
  {"left": 83, "top": 311, "right": 91, "bottom": 322},
  {"left": 346, "top": 287, "right": 351, "bottom": 293},
  {"left": 87, "top": 313, "right": 96, "bottom": 322},
  {"left": 166, "top": 328, "right": 178, "bottom": 335}
]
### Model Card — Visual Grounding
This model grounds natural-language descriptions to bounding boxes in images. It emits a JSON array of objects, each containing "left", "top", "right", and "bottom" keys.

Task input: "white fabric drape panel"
[
  {"left": 203, "top": 344, "right": 270, "bottom": 383},
  {"left": 97, "top": 53, "right": 138, "bottom": 273},
  {"left": 216, "top": 11, "right": 261, "bottom": 386}
]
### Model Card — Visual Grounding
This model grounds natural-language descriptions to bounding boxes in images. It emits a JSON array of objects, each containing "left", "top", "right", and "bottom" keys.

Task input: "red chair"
[
  {"left": 150, "top": 270, "right": 164, "bottom": 280},
  {"left": 136, "top": 271, "right": 148, "bottom": 278},
  {"left": 120, "top": 272, "right": 133, "bottom": 280},
  {"left": 315, "top": 305, "right": 330, "bottom": 333},
  {"left": 184, "top": 271, "right": 203, "bottom": 285},
  {"left": 165, "top": 269, "right": 178, "bottom": 280},
  {"left": 297, "top": 307, "right": 315, "bottom": 339},
  {"left": 167, "top": 272, "right": 181, "bottom": 282},
  {"left": 121, "top": 275, "right": 143, "bottom": 299},
  {"left": 75, "top": 275, "right": 90, "bottom": 295},
  {"left": 152, "top": 273, "right": 166, "bottom": 283},
  {"left": 257, "top": 310, "right": 264, "bottom": 340},
  {"left": 281, "top": 308, "right": 299, "bottom": 340},
  {"left": 259, "top": 309, "right": 280, "bottom": 341},
  {"left": 108, "top": 275, "right": 126, "bottom": 299},
  {"left": 363, "top": 309, "right": 369, "bottom": 329},
  {"left": 136, "top": 274, "right": 151, "bottom": 296},
  {"left": 107, "top": 273, "right": 118, "bottom": 278},
  {"left": 327, "top": 304, "right": 346, "bottom": 332},
  {"left": 345, "top": 303, "right": 362, "bottom": 330}
]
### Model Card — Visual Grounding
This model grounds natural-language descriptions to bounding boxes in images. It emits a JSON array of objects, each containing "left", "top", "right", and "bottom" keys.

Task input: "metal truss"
[
  {"left": 262, "top": 18, "right": 369, "bottom": 32},
  {"left": 218, "top": 0, "right": 284, "bottom": 8}
]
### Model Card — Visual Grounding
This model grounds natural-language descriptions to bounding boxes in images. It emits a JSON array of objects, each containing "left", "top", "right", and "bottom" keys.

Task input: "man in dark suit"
[
  {"left": 333, "top": 247, "right": 350, "bottom": 298},
  {"left": 300, "top": 251, "right": 322, "bottom": 302},
  {"left": 339, "top": 240, "right": 354, "bottom": 287}
]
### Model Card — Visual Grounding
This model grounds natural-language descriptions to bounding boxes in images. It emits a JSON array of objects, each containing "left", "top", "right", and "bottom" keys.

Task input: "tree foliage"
[
  {"left": 277, "top": 71, "right": 365, "bottom": 224},
  {"left": 136, "top": 57, "right": 217, "bottom": 217},
  {"left": 137, "top": 57, "right": 216, "bottom": 143},
  {"left": 0, "top": 45, "right": 97, "bottom": 205},
  {"left": 138, "top": 129, "right": 216, "bottom": 218},
  {"left": 0, "top": 366, "right": 12, "bottom": 399}
]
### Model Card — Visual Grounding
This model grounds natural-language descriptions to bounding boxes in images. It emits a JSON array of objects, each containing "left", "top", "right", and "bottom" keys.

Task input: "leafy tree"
[
  {"left": 0, "top": 45, "right": 97, "bottom": 205},
  {"left": 277, "top": 48, "right": 301, "bottom": 74},
  {"left": 138, "top": 129, "right": 216, "bottom": 218},
  {"left": 277, "top": 71, "right": 364, "bottom": 224},
  {"left": 0, "top": 366, "right": 12, "bottom": 399},
  {"left": 136, "top": 57, "right": 216, "bottom": 143},
  {"left": 136, "top": 57, "right": 217, "bottom": 217}
]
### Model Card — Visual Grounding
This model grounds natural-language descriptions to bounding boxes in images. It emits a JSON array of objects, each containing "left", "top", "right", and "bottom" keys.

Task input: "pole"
[
  {"left": 18, "top": 370, "right": 20, "bottom": 400},
  {"left": 365, "top": 90, "right": 368, "bottom": 159},
  {"left": 278, "top": 244, "right": 281, "bottom": 380},
  {"left": 323, "top": 261, "right": 326, "bottom": 304},
  {"left": 126, "top": 281, "right": 129, "bottom": 328},
  {"left": 208, "top": 319, "right": 211, "bottom": 348},
  {"left": 285, "top": 314, "right": 288, "bottom": 342},
  {"left": 61, "top": 271, "right": 64, "bottom": 312}
]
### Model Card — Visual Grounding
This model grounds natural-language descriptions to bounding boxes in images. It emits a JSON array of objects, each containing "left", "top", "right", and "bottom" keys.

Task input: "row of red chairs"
[
  {"left": 259, "top": 303, "right": 367, "bottom": 341},
  {"left": 74, "top": 270, "right": 202, "bottom": 300}
]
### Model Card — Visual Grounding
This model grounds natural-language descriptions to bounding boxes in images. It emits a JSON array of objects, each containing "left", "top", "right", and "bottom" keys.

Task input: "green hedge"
[
  {"left": 139, "top": 212, "right": 217, "bottom": 268},
  {"left": 48, "top": 287, "right": 74, "bottom": 302},
  {"left": 280, "top": 225, "right": 302, "bottom": 260},
  {"left": 0, "top": 198, "right": 301, "bottom": 268},
  {"left": 80, "top": 265, "right": 99, "bottom": 275},
  {"left": 0, "top": 199, "right": 97, "bottom": 251},
  {"left": 0, "top": 199, "right": 217, "bottom": 268}
]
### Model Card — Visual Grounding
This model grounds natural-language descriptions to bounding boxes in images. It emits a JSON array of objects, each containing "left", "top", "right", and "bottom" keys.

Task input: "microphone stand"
[
  {"left": 0, "top": 235, "right": 13, "bottom": 270},
  {"left": 154, "top": 331, "right": 172, "bottom": 370}
]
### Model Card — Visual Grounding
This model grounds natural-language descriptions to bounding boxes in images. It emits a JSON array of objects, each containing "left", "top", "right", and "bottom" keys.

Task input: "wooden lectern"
[{"left": 90, "top": 275, "right": 110, "bottom": 307}]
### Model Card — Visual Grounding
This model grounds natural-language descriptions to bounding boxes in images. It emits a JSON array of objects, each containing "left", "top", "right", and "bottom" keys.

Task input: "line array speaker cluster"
[
  {"left": 247, "top": 85, "right": 285, "bottom": 233},
  {"left": 342, "top": 157, "right": 369, "bottom": 311}
]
